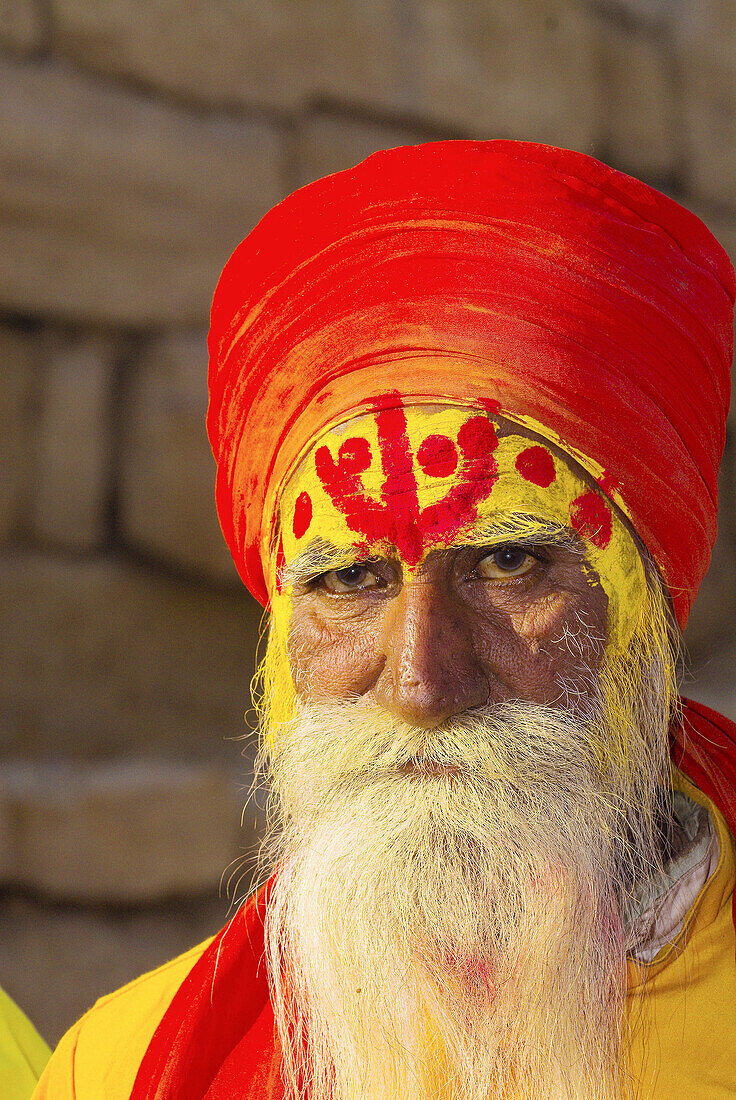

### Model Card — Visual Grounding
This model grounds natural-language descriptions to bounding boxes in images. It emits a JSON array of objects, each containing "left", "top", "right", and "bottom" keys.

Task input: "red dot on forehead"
[
  {"left": 570, "top": 491, "right": 612, "bottom": 549},
  {"left": 337, "top": 436, "right": 372, "bottom": 476},
  {"left": 515, "top": 445, "right": 556, "bottom": 487},
  {"left": 457, "top": 415, "right": 498, "bottom": 456},
  {"left": 417, "top": 434, "right": 458, "bottom": 478},
  {"left": 292, "top": 491, "right": 312, "bottom": 539}
]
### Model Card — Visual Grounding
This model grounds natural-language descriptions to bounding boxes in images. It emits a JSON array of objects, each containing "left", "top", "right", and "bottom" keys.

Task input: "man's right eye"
[{"left": 318, "top": 563, "right": 381, "bottom": 594}]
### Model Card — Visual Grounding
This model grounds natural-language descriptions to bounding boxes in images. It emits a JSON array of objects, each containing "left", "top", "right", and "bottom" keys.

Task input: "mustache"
[{"left": 263, "top": 697, "right": 610, "bottom": 804}]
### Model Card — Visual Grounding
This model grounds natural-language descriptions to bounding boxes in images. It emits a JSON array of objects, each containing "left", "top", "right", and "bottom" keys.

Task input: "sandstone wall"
[{"left": 1, "top": 0, "right": 734, "bottom": 1046}]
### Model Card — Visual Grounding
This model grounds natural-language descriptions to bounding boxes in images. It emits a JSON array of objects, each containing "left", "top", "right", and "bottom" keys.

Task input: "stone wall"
[{"left": 1, "top": 0, "right": 734, "bottom": 1046}]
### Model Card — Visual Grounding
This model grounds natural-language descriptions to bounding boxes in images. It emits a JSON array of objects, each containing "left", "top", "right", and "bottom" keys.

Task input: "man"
[{"left": 34, "top": 141, "right": 736, "bottom": 1098}]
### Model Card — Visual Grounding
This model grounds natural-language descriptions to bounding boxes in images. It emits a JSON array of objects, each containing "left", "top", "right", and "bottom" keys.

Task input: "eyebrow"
[
  {"left": 281, "top": 539, "right": 369, "bottom": 589},
  {"left": 280, "top": 516, "right": 582, "bottom": 589},
  {"left": 456, "top": 513, "right": 583, "bottom": 555}
]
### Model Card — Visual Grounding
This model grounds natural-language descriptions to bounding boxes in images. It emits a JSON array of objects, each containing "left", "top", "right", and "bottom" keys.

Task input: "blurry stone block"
[
  {"left": 684, "top": 639, "right": 736, "bottom": 724},
  {"left": 682, "top": 529, "right": 736, "bottom": 664},
  {"left": 0, "top": 0, "right": 44, "bottom": 51},
  {"left": 726, "top": 436, "right": 736, "bottom": 513},
  {"left": 51, "top": 0, "right": 406, "bottom": 115},
  {"left": 0, "top": 329, "right": 38, "bottom": 542},
  {"left": 686, "top": 680, "right": 736, "bottom": 724},
  {"left": 0, "top": 792, "right": 11, "bottom": 889},
  {"left": 410, "top": 0, "right": 601, "bottom": 148},
  {"left": 119, "top": 331, "right": 238, "bottom": 584},
  {"left": 0, "top": 758, "right": 251, "bottom": 903},
  {"left": 51, "top": 0, "right": 599, "bottom": 144},
  {"left": 32, "top": 335, "right": 115, "bottom": 550},
  {"left": 590, "top": 0, "right": 674, "bottom": 24},
  {"left": 675, "top": 1, "right": 736, "bottom": 207},
  {"left": 296, "top": 113, "right": 430, "bottom": 188},
  {"left": 0, "top": 56, "right": 283, "bottom": 325},
  {"left": 0, "top": 893, "right": 230, "bottom": 1045},
  {"left": 593, "top": 19, "right": 677, "bottom": 178},
  {"left": 0, "top": 555, "right": 263, "bottom": 757}
]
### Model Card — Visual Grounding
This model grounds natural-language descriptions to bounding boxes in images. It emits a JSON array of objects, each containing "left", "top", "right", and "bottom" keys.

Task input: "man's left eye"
[
  {"left": 319, "top": 563, "right": 380, "bottom": 594},
  {"left": 476, "top": 546, "right": 538, "bottom": 580}
]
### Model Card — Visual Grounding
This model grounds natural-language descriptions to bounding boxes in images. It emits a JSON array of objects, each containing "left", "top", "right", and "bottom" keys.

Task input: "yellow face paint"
[
  {"left": 262, "top": 404, "right": 647, "bottom": 734},
  {"left": 277, "top": 404, "right": 645, "bottom": 639}
]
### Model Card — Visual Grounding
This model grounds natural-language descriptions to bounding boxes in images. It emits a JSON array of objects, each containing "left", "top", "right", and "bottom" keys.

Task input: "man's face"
[
  {"left": 288, "top": 533, "right": 608, "bottom": 727},
  {"left": 260, "top": 405, "right": 672, "bottom": 1100},
  {"left": 280, "top": 407, "right": 643, "bottom": 724}
]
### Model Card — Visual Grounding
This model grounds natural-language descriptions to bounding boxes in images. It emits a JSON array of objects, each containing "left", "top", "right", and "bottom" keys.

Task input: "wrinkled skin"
[
  {"left": 288, "top": 533, "right": 610, "bottom": 729},
  {"left": 283, "top": 409, "right": 660, "bottom": 726}
]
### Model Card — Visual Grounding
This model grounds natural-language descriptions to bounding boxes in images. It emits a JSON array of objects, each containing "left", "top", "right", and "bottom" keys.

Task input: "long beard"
[{"left": 255, "top": 588, "right": 677, "bottom": 1100}]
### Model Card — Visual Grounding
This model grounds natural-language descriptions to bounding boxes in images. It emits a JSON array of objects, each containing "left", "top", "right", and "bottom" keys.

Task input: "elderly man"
[{"left": 34, "top": 141, "right": 736, "bottom": 1099}]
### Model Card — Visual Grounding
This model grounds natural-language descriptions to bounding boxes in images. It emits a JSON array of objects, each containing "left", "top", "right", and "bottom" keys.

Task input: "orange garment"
[{"left": 32, "top": 772, "right": 736, "bottom": 1100}]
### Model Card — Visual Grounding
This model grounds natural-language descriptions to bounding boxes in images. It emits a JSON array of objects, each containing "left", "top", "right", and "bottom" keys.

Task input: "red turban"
[{"left": 207, "top": 140, "right": 734, "bottom": 626}]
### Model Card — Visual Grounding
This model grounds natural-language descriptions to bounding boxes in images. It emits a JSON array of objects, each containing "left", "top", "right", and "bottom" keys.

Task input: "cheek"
[
  {"left": 288, "top": 603, "right": 385, "bottom": 700},
  {"left": 511, "top": 586, "right": 608, "bottom": 678},
  {"left": 512, "top": 592, "right": 572, "bottom": 646},
  {"left": 470, "top": 585, "right": 608, "bottom": 701}
]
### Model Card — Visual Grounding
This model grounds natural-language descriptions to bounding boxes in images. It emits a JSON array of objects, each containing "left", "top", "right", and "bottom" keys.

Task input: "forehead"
[
  {"left": 276, "top": 403, "right": 647, "bottom": 649},
  {"left": 280, "top": 404, "right": 612, "bottom": 559}
]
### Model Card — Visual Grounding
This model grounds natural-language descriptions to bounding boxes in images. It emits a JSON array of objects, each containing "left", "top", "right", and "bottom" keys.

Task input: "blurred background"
[{"left": 0, "top": 0, "right": 734, "bottom": 1048}]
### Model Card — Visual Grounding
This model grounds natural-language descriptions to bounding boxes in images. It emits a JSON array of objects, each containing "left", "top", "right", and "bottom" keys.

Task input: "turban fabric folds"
[{"left": 207, "top": 140, "right": 734, "bottom": 626}]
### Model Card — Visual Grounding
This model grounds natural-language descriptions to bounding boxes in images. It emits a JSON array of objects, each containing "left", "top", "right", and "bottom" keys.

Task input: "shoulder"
[
  {"left": 32, "top": 879, "right": 274, "bottom": 1100},
  {"left": 31, "top": 938, "right": 212, "bottom": 1100}
]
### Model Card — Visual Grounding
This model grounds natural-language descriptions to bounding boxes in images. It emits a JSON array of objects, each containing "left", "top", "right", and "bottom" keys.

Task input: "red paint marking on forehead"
[
  {"left": 515, "top": 445, "right": 556, "bottom": 487},
  {"left": 419, "top": 417, "right": 499, "bottom": 544},
  {"left": 417, "top": 434, "right": 458, "bottom": 478},
  {"left": 314, "top": 432, "right": 399, "bottom": 552},
  {"left": 292, "top": 491, "right": 312, "bottom": 539},
  {"left": 375, "top": 406, "right": 423, "bottom": 564},
  {"left": 313, "top": 408, "right": 500, "bottom": 566},
  {"left": 336, "top": 437, "right": 371, "bottom": 476},
  {"left": 459, "top": 416, "right": 497, "bottom": 460},
  {"left": 570, "top": 491, "right": 612, "bottom": 549},
  {"left": 376, "top": 407, "right": 421, "bottom": 499}
]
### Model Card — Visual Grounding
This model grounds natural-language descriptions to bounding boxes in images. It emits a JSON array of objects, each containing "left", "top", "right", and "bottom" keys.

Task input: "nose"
[{"left": 372, "top": 578, "right": 489, "bottom": 728}]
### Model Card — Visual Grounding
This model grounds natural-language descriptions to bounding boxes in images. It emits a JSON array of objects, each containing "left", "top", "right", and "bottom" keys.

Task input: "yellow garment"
[
  {"left": 0, "top": 985, "right": 51, "bottom": 1098},
  {"left": 30, "top": 939, "right": 211, "bottom": 1099},
  {"left": 33, "top": 777, "right": 736, "bottom": 1099},
  {"left": 626, "top": 770, "right": 736, "bottom": 1097}
]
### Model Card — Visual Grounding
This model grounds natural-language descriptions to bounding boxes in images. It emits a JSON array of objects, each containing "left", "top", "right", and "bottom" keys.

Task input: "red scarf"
[{"left": 130, "top": 698, "right": 736, "bottom": 1100}]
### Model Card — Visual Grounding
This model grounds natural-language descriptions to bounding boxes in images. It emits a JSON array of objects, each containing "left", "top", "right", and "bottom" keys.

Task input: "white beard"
[
  {"left": 256, "top": 686, "right": 673, "bottom": 1100},
  {"left": 253, "top": 580, "right": 677, "bottom": 1100}
]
